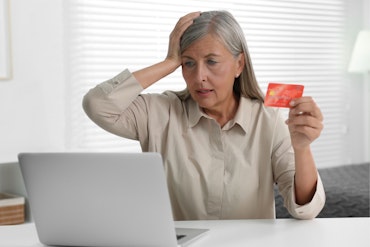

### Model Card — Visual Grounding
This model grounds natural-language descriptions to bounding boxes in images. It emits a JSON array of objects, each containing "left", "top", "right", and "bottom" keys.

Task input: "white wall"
[
  {"left": 345, "top": 0, "right": 370, "bottom": 164},
  {"left": 365, "top": 0, "right": 370, "bottom": 162},
  {"left": 0, "top": 0, "right": 65, "bottom": 204},
  {"left": 0, "top": 0, "right": 66, "bottom": 164}
]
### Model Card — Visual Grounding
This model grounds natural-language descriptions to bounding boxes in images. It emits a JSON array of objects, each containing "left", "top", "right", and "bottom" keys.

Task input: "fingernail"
[{"left": 290, "top": 100, "right": 295, "bottom": 106}]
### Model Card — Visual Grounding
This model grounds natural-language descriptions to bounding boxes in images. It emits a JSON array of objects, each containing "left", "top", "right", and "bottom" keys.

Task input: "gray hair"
[{"left": 177, "top": 11, "right": 264, "bottom": 102}]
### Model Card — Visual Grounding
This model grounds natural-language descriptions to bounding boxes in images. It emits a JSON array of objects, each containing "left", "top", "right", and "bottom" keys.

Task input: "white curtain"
[{"left": 65, "top": 0, "right": 348, "bottom": 167}]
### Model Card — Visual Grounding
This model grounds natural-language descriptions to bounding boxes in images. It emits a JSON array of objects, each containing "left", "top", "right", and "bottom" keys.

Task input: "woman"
[{"left": 83, "top": 11, "right": 325, "bottom": 220}]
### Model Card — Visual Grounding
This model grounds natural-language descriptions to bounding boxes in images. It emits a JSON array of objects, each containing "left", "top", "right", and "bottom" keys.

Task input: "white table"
[
  {"left": 0, "top": 218, "right": 369, "bottom": 247},
  {"left": 176, "top": 218, "right": 370, "bottom": 247}
]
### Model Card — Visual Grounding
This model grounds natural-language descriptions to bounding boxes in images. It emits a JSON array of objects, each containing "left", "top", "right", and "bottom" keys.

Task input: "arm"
[
  {"left": 82, "top": 12, "right": 200, "bottom": 138},
  {"left": 294, "top": 147, "right": 318, "bottom": 205},
  {"left": 285, "top": 97, "right": 324, "bottom": 205}
]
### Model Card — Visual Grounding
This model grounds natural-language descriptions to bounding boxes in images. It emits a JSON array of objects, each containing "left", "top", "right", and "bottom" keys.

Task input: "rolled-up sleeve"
[
  {"left": 286, "top": 174, "right": 326, "bottom": 219},
  {"left": 271, "top": 111, "right": 326, "bottom": 219},
  {"left": 82, "top": 69, "right": 146, "bottom": 140}
]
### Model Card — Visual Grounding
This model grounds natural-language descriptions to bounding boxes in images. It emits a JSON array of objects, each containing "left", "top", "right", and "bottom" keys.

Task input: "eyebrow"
[{"left": 181, "top": 53, "right": 221, "bottom": 59}]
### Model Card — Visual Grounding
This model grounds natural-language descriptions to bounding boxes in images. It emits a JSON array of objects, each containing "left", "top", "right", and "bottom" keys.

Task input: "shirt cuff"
[
  {"left": 289, "top": 173, "right": 326, "bottom": 219},
  {"left": 98, "top": 69, "right": 143, "bottom": 94}
]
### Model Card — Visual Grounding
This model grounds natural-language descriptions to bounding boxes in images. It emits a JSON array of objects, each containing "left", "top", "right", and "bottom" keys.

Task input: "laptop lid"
[{"left": 18, "top": 152, "right": 204, "bottom": 247}]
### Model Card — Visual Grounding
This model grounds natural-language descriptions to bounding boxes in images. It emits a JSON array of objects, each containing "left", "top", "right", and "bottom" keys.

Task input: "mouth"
[{"left": 196, "top": 89, "right": 214, "bottom": 96}]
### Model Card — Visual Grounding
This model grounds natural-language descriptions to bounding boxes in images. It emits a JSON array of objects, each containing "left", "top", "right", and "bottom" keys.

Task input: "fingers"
[
  {"left": 287, "top": 115, "right": 323, "bottom": 138},
  {"left": 172, "top": 12, "right": 201, "bottom": 39},
  {"left": 288, "top": 96, "right": 323, "bottom": 121},
  {"left": 286, "top": 96, "right": 324, "bottom": 148},
  {"left": 167, "top": 11, "right": 201, "bottom": 63}
]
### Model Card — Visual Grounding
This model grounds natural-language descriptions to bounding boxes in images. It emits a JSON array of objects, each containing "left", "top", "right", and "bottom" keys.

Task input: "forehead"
[{"left": 181, "top": 34, "right": 232, "bottom": 58}]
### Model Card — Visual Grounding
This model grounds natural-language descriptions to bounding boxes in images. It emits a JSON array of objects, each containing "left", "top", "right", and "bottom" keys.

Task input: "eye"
[
  {"left": 183, "top": 60, "right": 195, "bottom": 68},
  {"left": 207, "top": 59, "right": 217, "bottom": 65}
]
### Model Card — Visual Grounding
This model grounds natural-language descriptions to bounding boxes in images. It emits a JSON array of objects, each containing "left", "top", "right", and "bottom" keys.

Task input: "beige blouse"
[{"left": 83, "top": 69, "right": 325, "bottom": 220}]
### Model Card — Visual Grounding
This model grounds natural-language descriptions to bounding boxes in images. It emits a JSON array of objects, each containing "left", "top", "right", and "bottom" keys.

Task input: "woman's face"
[{"left": 181, "top": 34, "right": 244, "bottom": 115}]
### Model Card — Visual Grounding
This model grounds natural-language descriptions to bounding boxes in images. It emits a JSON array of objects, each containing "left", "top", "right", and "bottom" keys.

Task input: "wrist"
[
  {"left": 163, "top": 58, "right": 181, "bottom": 72},
  {"left": 133, "top": 60, "right": 179, "bottom": 89},
  {"left": 293, "top": 146, "right": 312, "bottom": 156}
]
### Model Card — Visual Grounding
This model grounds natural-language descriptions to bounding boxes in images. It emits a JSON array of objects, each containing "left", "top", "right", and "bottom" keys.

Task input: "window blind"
[{"left": 65, "top": 0, "right": 348, "bottom": 167}]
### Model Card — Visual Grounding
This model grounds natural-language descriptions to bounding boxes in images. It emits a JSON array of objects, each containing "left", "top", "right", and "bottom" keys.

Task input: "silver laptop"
[{"left": 18, "top": 152, "right": 208, "bottom": 247}]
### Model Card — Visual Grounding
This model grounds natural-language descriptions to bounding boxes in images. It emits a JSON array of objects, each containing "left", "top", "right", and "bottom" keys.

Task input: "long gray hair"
[{"left": 177, "top": 10, "right": 264, "bottom": 102}]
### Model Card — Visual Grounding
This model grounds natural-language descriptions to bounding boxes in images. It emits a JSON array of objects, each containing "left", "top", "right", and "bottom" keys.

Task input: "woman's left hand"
[{"left": 285, "top": 96, "right": 324, "bottom": 150}]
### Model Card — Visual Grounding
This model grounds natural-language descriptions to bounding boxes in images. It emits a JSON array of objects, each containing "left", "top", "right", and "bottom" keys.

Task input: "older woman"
[{"left": 83, "top": 11, "right": 325, "bottom": 220}]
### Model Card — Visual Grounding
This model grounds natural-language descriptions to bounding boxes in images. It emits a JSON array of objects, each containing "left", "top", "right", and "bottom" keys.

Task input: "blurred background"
[{"left": 0, "top": 0, "right": 369, "bottom": 204}]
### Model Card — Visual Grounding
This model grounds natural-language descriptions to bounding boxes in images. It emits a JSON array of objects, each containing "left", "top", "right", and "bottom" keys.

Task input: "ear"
[{"left": 235, "top": 52, "right": 245, "bottom": 76}]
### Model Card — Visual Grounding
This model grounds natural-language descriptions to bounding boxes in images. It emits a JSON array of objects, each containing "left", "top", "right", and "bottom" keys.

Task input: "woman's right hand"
[
  {"left": 132, "top": 12, "right": 200, "bottom": 89},
  {"left": 166, "top": 11, "right": 201, "bottom": 67}
]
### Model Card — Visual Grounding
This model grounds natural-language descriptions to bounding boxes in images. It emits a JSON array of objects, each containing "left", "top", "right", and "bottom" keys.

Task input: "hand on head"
[{"left": 166, "top": 12, "right": 201, "bottom": 67}]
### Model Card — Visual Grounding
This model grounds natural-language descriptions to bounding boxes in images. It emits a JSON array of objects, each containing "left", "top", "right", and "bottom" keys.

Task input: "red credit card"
[{"left": 264, "top": 83, "right": 304, "bottom": 108}]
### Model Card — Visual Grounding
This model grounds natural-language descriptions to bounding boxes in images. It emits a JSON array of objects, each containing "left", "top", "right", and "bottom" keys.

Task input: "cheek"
[
  {"left": 211, "top": 67, "right": 235, "bottom": 87},
  {"left": 216, "top": 63, "right": 236, "bottom": 77},
  {"left": 181, "top": 68, "right": 193, "bottom": 87},
  {"left": 181, "top": 66, "right": 207, "bottom": 85}
]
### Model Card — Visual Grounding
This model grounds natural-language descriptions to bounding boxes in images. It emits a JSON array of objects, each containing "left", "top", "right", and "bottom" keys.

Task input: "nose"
[{"left": 195, "top": 63, "right": 207, "bottom": 82}]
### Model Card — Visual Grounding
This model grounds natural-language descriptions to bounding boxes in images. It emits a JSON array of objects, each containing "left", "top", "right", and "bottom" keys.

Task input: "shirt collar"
[
  {"left": 188, "top": 98, "right": 210, "bottom": 128},
  {"left": 187, "top": 96, "right": 252, "bottom": 134},
  {"left": 224, "top": 96, "right": 250, "bottom": 133}
]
